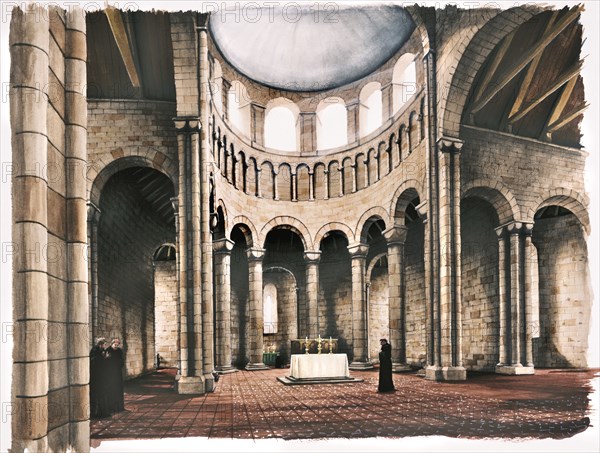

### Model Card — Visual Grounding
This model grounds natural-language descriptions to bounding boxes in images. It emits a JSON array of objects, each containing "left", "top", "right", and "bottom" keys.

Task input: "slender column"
[
  {"left": 221, "top": 78, "right": 231, "bottom": 120},
  {"left": 273, "top": 170, "right": 279, "bottom": 200},
  {"left": 381, "top": 82, "right": 393, "bottom": 120},
  {"left": 251, "top": 102, "right": 265, "bottom": 147},
  {"left": 308, "top": 170, "right": 315, "bottom": 201},
  {"left": 304, "top": 251, "right": 321, "bottom": 338},
  {"left": 171, "top": 197, "right": 182, "bottom": 374},
  {"left": 347, "top": 243, "right": 373, "bottom": 369},
  {"left": 425, "top": 137, "right": 466, "bottom": 381},
  {"left": 174, "top": 117, "right": 204, "bottom": 393},
  {"left": 323, "top": 169, "right": 330, "bottom": 200},
  {"left": 346, "top": 100, "right": 359, "bottom": 144},
  {"left": 87, "top": 203, "right": 101, "bottom": 344},
  {"left": 256, "top": 167, "right": 262, "bottom": 198},
  {"left": 338, "top": 167, "right": 344, "bottom": 197},
  {"left": 214, "top": 239, "right": 236, "bottom": 373},
  {"left": 509, "top": 222, "right": 522, "bottom": 367},
  {"left": 383, "top": 225, "right": 410, "bottom": 371},
  {"left": 199, "top": 22, "right": 215, "bottom": 391},
  {"left": 246, "top": 248, "right": 269, "bottom": 370},
  {"left": 351, "top": 163, "right": 357, "bottom": 193},
  {"left": 496, "top": 225, "right": 509, "bottom": 367},
  {"left": 291, "top": 171, "right": 298, "bottom": 201},
  {"left": 523, "top": 223, "right": 535, "bottom": 367}
]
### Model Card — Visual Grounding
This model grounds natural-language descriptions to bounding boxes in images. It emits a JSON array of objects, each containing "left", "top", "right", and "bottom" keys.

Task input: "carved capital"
[
  {"left": 246, "top": 248, "right": 265, "bottom": 262},
  {"left": 87, "top": 202, "right": 101, "bottom": 224},
  {"left": 213, "top": 238, "right": 234, "bottom": 254},
  {"left": 382, "top": 224, "right": 408, "bottom": 245},
  {"left": 347, "top": 243, "right": 369, "bottom": 258},
  {"left": 507, "top": 221, "right": 523, "bottom": 234},
  {"left": 173, "top": 116, "right": 201, "bottom": 133},
  {"left": 437, "top": 136, "right": 463, "bottom": 153},
  {"left": 304, "top": 251, "right": 321, "bottom": 264}
]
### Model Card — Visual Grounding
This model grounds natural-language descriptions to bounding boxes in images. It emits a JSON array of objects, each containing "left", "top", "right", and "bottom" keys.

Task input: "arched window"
[
  {"left": 316, "top": 97, "right": 348, "bottom": 150},
  {"left": 264, "top": 98, "right": 299, "bottom": 151},
  {"left": 263, "top": 283, "right": 278, "bottom": 334},
  {"left": 359, "top": 82, "right": 382, "bottom": 138},
  {"left": 393, "top": 54, "right": 417, "bottom": 114},
  {"left": 227, "top": 81, "right": 251, "bottom": 137}
]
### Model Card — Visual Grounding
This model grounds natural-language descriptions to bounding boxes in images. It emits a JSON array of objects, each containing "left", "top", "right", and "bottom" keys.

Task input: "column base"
[
  {"left": 424, "top": 365, "right": 467, "bottom": 381},
  {"left": 495, "top": 364, "right": 535, "bottom": 375},
  {"left": 245, "top": 362, "right": 270, "bottom": 371},
  {"left": 176, "top": 376, "right": 205, "bottom": 394},
  {"left": 349, "top": 360, "right": 374, "bottom": 370},
  {"left": 393, "top": 363, "right": 413, "bottom": 373},
  {"left": 204, "top": 373, "right": 216, "bottom": 392},
  {"left": 215, "top": 365, "right": 238, "bottom": 374}
]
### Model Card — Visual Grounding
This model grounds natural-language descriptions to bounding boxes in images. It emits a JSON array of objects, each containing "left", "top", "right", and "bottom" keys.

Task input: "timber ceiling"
[{"left": 464, "top": 7, "right": 586, "bottom": 148}]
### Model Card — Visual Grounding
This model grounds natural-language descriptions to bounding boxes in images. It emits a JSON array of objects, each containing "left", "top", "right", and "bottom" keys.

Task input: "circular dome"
[{"left": 209, "top": 5, "right": 416, "bottom": 92}]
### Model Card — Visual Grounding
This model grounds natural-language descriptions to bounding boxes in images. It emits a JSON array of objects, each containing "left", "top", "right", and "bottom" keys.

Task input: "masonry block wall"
[
  {"left": 368, "top": 266, "right": 389, "bottom": 361},
  {"left": 263, "top": 272, "right": 298, "bottom": 364},
  {"left": 154, "top": 260, "right": 178, "bottom": 367},
  {"left": 10, "top": 5, "right": 89, "bottom": 451},
  {"left": 230, "top": 243, "right": 249, "bottom": 367},
  {"left": 97, "top": 172, "right": 175, "bottom": 377},
  {"left": 460, "top": 198, "right": 500, "bottom": 371},
  {"left": 404, "top": 221, "right": 426, "bottom": 366},
  {"left": 533, "top": 214, "right": 590, "bottom": 367}
]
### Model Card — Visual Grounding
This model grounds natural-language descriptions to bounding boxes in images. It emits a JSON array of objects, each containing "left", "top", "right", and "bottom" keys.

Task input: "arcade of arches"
[{"left": 8, "top": 3, "right": 593, "bottom": 451}]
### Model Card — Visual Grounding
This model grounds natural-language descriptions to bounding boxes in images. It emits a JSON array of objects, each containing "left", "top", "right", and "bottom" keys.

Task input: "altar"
[{"left": 290, "top": 353, "right": 349, "bottom": 379}]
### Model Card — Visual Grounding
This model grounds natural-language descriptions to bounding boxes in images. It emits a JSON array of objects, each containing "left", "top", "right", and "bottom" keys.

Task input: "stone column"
[
  {"left": 383, "top": 224, "right": 411, "bottom": 372},
  {"left": 221, "top": 78, "right": 231, "bottom": 120},
  {"left": 214, "top": 238, "right": 236, "bottom": 373},
  {"left": 87, "top": 203, "right": 101, "bottom": 344},
  {"left": 291, "top": 171, "right": 298, "bottom": 201},
  {"left": 305, "top": 251, "right": 321, "bottom": 338},
  {"left": 308, "top": 170, "right": 315, "bottom": 201},
  {"left": 497, "top": 222, "right": 535, "bottom": 375},
  {"left": 171, "top": 197, "right": 182, "bottom": 373},
  {"left": 10, "top": 6, "right": 50, "bottom": 450},
  {"left": 323, "top": 169, "right": 330, "bottom": 200},
  {"left": 347, "top": 243, "right": 373, "bottom": 369},
  {"left": 246, "top": 248, "right": 269, "bottom": 370},
  {"left": 65, "top": 11, "right": 90, "bottom": 447},
  {"left": 273, "top": 170, "right": 279, "bottom": 200},
  {"left": 496, "top": 225, "right": 509, "bottom": 368},
  {"left": 251, "top": 102, "right": 265, "bottom": 147},
  {"left": 300, "top": 111, "right": 317, "bottom": 153},
  {"left": 199, "top": 22, "right": 215, "bottom": 391},
  {"left": 425, "top": 137, "right": 466, "bottom": 381},
  {"left": 381, "top": 82, "right": 393, "bottom": 120},
  {"left": 174, "top": 117, "right": 204, "bottom": 393},
  {"left": 346, "top": 100, "right": 359, "bottom": 144}
]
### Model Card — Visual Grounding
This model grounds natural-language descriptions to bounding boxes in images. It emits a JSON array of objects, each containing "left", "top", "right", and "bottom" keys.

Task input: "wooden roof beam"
[
  {"left": 507, "top": 60, "right": 582, "bottom": 125},
  {"left": 546, "top": 103, "right": 588, "bottom": 134},
  {"left": 470, "top": 5, "right": 582, "bottom": 114},
  {"left": 105, "top": 7, "right": 141, "bottom": 88}
]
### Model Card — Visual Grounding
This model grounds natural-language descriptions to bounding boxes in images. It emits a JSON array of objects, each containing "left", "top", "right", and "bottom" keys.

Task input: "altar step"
[{"left": 276, "top": 376, "right": 364, "bottom": 385}]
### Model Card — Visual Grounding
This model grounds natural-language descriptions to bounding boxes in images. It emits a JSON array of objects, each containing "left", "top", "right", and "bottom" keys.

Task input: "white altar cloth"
[{"left": 289, "top": 353, "right": 349, "bottom": 379}]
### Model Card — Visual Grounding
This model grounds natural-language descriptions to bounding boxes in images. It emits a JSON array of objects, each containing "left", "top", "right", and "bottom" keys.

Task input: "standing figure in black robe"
[
  {"left": 105, "top": 338, "right": 125, "bottom": 414},
  {"left": 378, "top": 338, "right": 395, "bottom": 392},
  {"left": 89, "top": 338, "right": 110, "bottom": 418}
]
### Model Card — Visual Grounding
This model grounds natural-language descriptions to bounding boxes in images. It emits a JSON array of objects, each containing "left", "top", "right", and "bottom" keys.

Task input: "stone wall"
[
  {"left": 404, "top": 220, "right": 426, "bottom": 366},
  {"left": 368, "top": 265, "right": 389, "bottom": 362},
  {"left": 230, "top": 242, "right": 250, "bottom": 367},
  {"left": 97, "top": 171, "right": 175, "bottom": 377},
  {"left": 154, "top": 260, "right": 178, "bottom": 367},
  {"left": 263, "top": 271, "right": 298, "bottom": 364},
  {"left": 460, "top": 198, "right": 499, "bottom": 371},
  {"left": 533, "top": 214, "right": 591, "bottom": 368}
]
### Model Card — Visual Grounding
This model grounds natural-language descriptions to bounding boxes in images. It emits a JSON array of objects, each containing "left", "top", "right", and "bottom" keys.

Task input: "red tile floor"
[{"left": 91, "top": 367, "right": 598, "bottom": 447}]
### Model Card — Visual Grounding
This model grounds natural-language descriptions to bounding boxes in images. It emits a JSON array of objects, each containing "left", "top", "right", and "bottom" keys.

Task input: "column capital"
[
  {"left": 246, "top": 247, "right": 265, "bottom": 262},
  {"left": 213, "top": 238, "right": 234, "bottom": 254},
  {"left": 173, "top": 116, "right": 201, "bottom": 132},
  {"left": 170, "top": 196, "right": 179, "bottom": 213},
  {"left": 382, "top": 224, "right": 408, "bottom": 244},
  {"left": 347, "top": 243, "right": 369, "bottom": 258},
  {"left": 507, "top": 221, "right": 523, "bottom": 234},
  {"left": 304, "top": 250, "right": 321, "bottom": 263},
  {"left": 522, "top": 222, "right": 534, "bottom": 236},
  {"left": 346, "top": 99, "right": 360, "bottom": 109},
  {"left": 87, "top": 201, "right": 101, "bottom": 224},
  {"left": 415, "top": 200, "right": 428, "bottom": 219},
  {"left": 437, "top": 136, "right": 463, "bottom": 153}
]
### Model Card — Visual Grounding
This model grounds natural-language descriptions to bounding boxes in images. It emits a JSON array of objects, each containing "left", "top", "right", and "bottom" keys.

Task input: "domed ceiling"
[{"left": 209, "top": 4, "right": 415, "bottom": 91}]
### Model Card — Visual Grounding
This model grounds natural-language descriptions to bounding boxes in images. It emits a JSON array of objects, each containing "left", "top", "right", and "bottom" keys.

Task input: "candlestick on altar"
[
  {"left": 317, "top": 334, "right": 322, "bottom": 354},
  {"left": 329, "top": 336, "right": 333, "bottom": 354}
]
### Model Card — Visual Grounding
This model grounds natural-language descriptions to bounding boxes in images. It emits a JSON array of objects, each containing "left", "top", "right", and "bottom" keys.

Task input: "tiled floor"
[{"left": 91, "top": 367, "right": 597, "bottom": 442}]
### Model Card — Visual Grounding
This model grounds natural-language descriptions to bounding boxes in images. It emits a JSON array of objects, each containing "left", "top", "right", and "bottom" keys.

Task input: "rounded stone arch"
[
  {"left": 216, "top": 199, "right": 229, "bottom": 235},
  {"left": 88, "top": 152, "right": 177, "bottom": 207},
  {"left": 229, "top": 215, "right": 259, "bottom": 247},
  {"left": 404, "top": 5, "right": 431, "bottom": 54},
  {"left": 259, "top": 216, "right": 313, "bottom": 251},
  {"left": 440, "top": 6, "right": 541, "bottom": 137},
  {"left": 366, "top": 252, "right": 387, "bottom": 284},
  {"left": 528, "top": 189, "right": 590, "bottom": 235},
  {"left": 314, "top": 222, "right": 355, "bottom": 248},
  {"left": 389, "top": 179, "right": 424, "bottom": 219},
  {"left": 356, "top": 206, "right": 390, "bottom": 244},
  {"left": 461, "top": 179, "right": 520, "bottom": 225}
]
